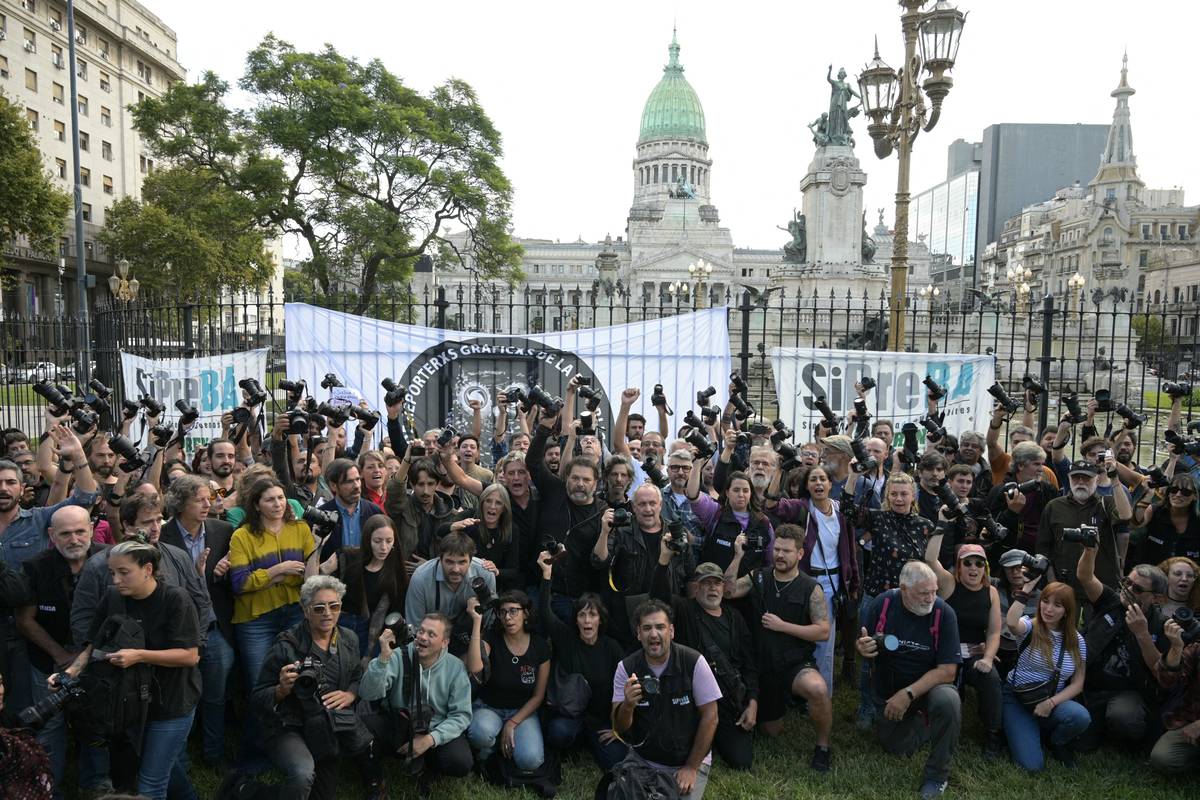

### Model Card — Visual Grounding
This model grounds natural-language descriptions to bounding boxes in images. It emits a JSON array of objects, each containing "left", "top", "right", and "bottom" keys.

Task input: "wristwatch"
[{"left": 904, "top": 687, "right": 915, "bottom": 702}]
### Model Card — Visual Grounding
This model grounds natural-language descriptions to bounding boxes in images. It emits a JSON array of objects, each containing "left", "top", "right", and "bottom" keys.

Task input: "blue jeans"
[
  {"left": 198, "top": 626, "right": 236, "bottom": 762},
  {"left": 1001, "top": 684, "right": 1091, "bottom": 771},
  {"left": 812, "top": 574, "right": 837, "bottom": 696},
  {"left": 138, "top": 710, "right": 196, "bottom": 800},
  {"left": 340, "top": 612, "right": 368, "bottom": 657},
  {"left": 857, "top": 592, "right": 876, "bottom": 713},
  {"left": 468, "top": 701, "right": 545, "bottom": 771},
  {"left": 234, "top": 603, "right": 302, "bottom": 766},
  {"left": 30, "top": 665, "right": 110, "bottom": 798},
  {"left": 544, "top": 714, "right": 627, "bottom": 771}
]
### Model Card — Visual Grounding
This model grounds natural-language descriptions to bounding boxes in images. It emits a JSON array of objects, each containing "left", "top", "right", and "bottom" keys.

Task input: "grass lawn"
[{"left": 181, "top": 660, "right": 1194, "bottom": 800}]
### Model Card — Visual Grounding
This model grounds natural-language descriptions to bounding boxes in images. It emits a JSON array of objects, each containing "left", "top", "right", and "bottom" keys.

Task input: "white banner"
[
  {"left": 770, "top": 347, "right": 996, "bottom": 446},
  {"left": 120, "top": 348, "right": 269, "bottom": 447},
  {"left": 284, "top": 304, "right": 732, "bottom": 444}
]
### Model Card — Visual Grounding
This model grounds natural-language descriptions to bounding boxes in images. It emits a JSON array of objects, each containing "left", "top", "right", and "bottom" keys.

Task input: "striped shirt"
[
  {"left": 228, "top": 520, "right": 316, "bottom": 624},
  {"left": 1006, "top": 617, "right": 1086, "bottom": 693}
]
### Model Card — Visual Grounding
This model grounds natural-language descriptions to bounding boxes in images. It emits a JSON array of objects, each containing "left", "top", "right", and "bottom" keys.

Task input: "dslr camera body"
[{"left": 1062, "top": 524, "right": 1099, "bottom": 548}]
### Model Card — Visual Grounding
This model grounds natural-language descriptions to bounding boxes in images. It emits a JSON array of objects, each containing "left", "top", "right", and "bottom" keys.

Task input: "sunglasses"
[
  {"left": 308, "top": 602, "right": 342, "bottom": 615},
  {"left": 1119, "top": 578, "right": 1149, "bottom": 595},
  {"left": 1168, "top": 486, "right": 1196, "bottom": 497},
  {"left": 961, "top": 559, "right": 986, "bottom": 568}
]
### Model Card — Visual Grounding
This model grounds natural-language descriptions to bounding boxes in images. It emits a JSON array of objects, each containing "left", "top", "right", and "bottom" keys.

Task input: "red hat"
[{"left": 957, "top": 543, "right": 987, "bottom": 562}]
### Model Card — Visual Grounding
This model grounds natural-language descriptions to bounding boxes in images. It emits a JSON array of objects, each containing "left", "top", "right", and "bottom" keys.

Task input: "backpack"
[
  {"left": 480, "top": 746, "right": 561, "bottom": 796},
  {"left": 875, "top": 592, "right": 943, "bottom": 648},
  {"left": 602, "top": 755, "right": 680, "bottom": 800},
  {"left": 77, "top": 594, "right": 153, "bottom": 751}
]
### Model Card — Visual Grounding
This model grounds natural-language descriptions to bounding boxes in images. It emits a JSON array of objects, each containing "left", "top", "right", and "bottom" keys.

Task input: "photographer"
[
  {"left": 340, "top": 516, "right": 409, "bottom": 661},
  {"left": 248, "top": 575, "right": 370, "bottom": 800},
  {"left": 915, "top": 452, "right": 948, "bottom": 523},
  {"left": 358, "top": 613, "right": 474, "bottom": 794},
  {"left": 724, "top": 524, "right": 834, "bottom": 772},
  {"left": 526, "top": 414, "right": 608, "bottom": 623},
  {"left": 1159, "top": 556, "right": 1200, "bottom": 616},
  {"left": 995, "top": 549, "right": 1043, "bottom": 675},
  {"left": 953, "top": 431, "right": 992, "bottom": 500},
  {"left": 436, "top": 482, "right": 521, "bottom": 591},
  {"left": 611, "top": 600, "right": 720, "bottom": 799},
  {"left": 1133, "top": 474, "right": 1200, "bottom": 566},
  {"left": 357, "top": 451, "right": 389, "bottom": 508},
  {"left": 404, "top": 532, "right": 496, "bottom": 657},
  {"left": 855, "top": 561, "right": 962, "bottom": 799},
  {"left": 1076, "top": 537, "right": 1168, "bottom": 752},
  {"left": 988, "top": 442, "right": 1059, "bottom": 560},
  {"left": 1149, "top": 617, "right": 1200, "bottom": 774},
  {"left": 386, "top": 457, "right": 455, "bottom": 563},
  {"left": 660, "top": 450, "right": 706, "bottom": 556},
  {"left": 56, "top": 539, "right": 201, "bottom": 800},
  {"left": 0, "top": 671, "right": 54, "bottom": 800},
  {"left": 316, "top": 458, "right": 385, "bottom": 567},
  {"left": 686, "top": 433, "right": 773, "bottom": 573},
  {"left": 1036, "top": 459, "right": 1131, "bottom": 598},
  {"left": 464, "top": 590, "right": 550, "bottom": 777},
  {"left": 270, "top": 415, "right": 328, "bottom": 507},
  {"left": 15, "top": 506, "right": 106, "bottom": 797}
]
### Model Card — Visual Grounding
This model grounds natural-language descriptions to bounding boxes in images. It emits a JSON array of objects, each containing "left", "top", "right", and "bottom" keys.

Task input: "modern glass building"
[{"left": 912, "top": 170, "right": 979, "bottom": 296}]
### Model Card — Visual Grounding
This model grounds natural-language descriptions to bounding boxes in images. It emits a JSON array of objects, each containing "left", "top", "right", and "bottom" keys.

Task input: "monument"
[{"left": 773, "top": 66, "right": 888, "bottom": 299}]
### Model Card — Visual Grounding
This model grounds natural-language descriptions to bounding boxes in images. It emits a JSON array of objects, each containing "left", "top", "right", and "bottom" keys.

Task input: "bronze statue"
[
  {"left": 861, "top": 211, "right": 876, "bottom": 264},
  {"left": 825, "top": 65, "right": 861, "bottom": 147},
  {"left": 777, "top": 210, "right": 807, "bottom": 264},
  {"left": 669, "top": 174, "right": 697, "bottom": 199},
  {"left": 808, "top": 113, "right": 830, "bottom": 147}
]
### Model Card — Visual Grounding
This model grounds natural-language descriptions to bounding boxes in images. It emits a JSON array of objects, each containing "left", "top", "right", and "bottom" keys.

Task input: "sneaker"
[
  {"left": 918, "top": 778, "right": 948, "bottom": 799},
  {"left": 364, "top": 779, "right": 388, "bottom": 800},
  {"left": 984, "top": 730, "right": 1006, "bottom": 759},
  {"left": 1051, "top": 742, "right": 1078, "bottom": 768},
  {"left": 811, "top": 745, "right": 832, "bottom": 773},
  {"left": 855, "top": 705, "right": 875, "bottom": 732}
]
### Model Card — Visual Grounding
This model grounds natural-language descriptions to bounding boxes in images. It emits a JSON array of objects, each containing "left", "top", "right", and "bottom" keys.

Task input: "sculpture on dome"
[
  {"left": 825, "top": 65, "right": 861, "bottom": 147},
  {"left": 669, "top": 174, "right": 697, "bottom": 199},
  {"left": 808, "top": 113, "right": 830, "bottom": 148},
  {"left": 861, "top": 211, "right": 877, "bottom": 264},
  {"left": 777, "top": 209, "right": 807, "bottom": 264}
]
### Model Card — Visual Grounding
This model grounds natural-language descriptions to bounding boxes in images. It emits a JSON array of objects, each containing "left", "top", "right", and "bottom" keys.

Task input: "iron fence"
[{"left": 1, "top": 283, "right": 1197, "bottom": 464}]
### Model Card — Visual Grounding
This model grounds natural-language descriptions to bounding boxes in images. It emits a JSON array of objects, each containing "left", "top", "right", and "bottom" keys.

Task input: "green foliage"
[
  {"left": 130, "top": 35, "right": 523, "bottom": 312},
  {"left": 1145, "top": 389, "right": 1200, "bottom": 409},
  {"left": 99, "top": 167, "right": 276, "bottom": 295},
  {"left": 1132, "top": 315, "right": 1165, "bottom": 355},
  {"left": 0, "top": 92, "right": 71, "bottom": 263}
]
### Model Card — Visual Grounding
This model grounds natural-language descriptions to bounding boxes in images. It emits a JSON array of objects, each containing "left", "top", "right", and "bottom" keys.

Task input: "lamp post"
[
  {"left": 107, "top": 258, "right": 140, "bottom": 302},
  {"left": 859, "top": 0, "right": 967, "bottom": 351},
  {"left": 687, "top": 260, "right": 713, "bottom": 309},
  {"left": 1067, "top": 271, "right": 1086, "bottom": 315},
  {"left": 668, "top": 280, "right": 690, "bottom": 309},
  {"left": 1007, "top": 267, "right": 1033, "bottom": 314}
]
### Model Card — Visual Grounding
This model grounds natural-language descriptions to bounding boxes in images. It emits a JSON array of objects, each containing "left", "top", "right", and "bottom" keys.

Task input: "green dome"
[{"left": 638, "top": 33, "right": 707, "bottom": 145}]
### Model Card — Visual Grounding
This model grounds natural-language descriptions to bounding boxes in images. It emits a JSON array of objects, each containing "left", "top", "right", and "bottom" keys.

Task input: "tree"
[
  {"left": 1131, "top": 315, "right": 1164, "bottom": 359},
  {"left": 0, "top": 92, "right": 71, "bottom": 266},
  {"left": 99, "top": 166, "right": 276, "bottom": 295},
  {"left": 130, "top": 35, "right": 523, "bottom": 312}
]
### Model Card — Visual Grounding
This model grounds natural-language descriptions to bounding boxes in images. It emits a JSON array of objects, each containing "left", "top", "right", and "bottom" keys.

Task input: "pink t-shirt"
[
  {"left": 92, "top": 519, "right": 116, "bottom": 546},
  {"left": 612, "top": 650, "right": 722, "bottom": 768}
]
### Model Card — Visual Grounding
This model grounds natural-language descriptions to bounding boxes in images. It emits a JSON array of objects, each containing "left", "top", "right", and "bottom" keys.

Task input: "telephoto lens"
[
  {"left": 922, "top": 375, "right": 947, "bottom": 401},
  {"left": 987, "top": 383, "right": 1021, "bottom": 414},
  {"left": 320, "top": 373, "right": 343, "bottom": 390},
  {"left": 859, "top": 375, "right": 877, "bottom": 391},
  {"left": 696, "top": 386, "right": 717, "bottom": 407}
]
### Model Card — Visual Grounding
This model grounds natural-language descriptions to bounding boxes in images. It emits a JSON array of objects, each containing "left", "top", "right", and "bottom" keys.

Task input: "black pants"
[
  {"left": 264, "top": 731, "right": 339, "bottom": 800},
  {"left": 361, "top": 710, "right": 473, "bottom": 780},
  {"left": 713, "top": 715, "right": 753, "bottom": 770}
]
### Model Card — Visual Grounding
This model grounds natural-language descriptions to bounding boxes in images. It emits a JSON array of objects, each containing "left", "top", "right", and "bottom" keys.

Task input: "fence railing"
[{"left": 2, "top": 284, "right": 1197, "bottom": 464}]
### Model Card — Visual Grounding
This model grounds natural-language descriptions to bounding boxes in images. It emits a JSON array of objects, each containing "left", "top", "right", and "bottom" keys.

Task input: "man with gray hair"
[
  {"left": 661, "top": 449, "right": 705, "bottom": 552},
  {"left": 857, "top": 560, "right": 962, "bottom": 798},
  {"left": 954, "top": 430, "right": 992, "bottom": 500}
]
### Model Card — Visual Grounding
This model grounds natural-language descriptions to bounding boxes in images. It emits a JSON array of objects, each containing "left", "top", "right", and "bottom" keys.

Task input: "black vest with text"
[{"left": 620, "top": 643, "right": 702, "bottom": 767}]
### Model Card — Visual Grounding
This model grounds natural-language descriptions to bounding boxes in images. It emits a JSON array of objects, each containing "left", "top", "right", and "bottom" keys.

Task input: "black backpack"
[
  {"left": 480, "top": 747, "right": 562, "bottom": 797},
  {"left": 601, "top": 755, "right": 680, "bottom": 800},
  {"left": 78, "top": 594, "right": 153, "bottom": 751}
]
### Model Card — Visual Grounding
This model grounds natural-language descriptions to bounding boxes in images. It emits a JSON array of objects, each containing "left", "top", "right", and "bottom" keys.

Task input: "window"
[
  {"left": 77, "top": 60, "right": 87, "bottom": 80},
  {"left": 740, "top": 268, "right": 754, "bottom": 278},
  {"left": 51, "top": 44, "right": 63, "bottom": 69},
  {"left": 140, "top": 155, "right": 154, "bottom": 174},
  {"left": 49, "top": 8, "right": 61, "bottom": 28},
  {"left": 99, "top": 71, "right": 110, "bottom": 91},
  {"left": 55, "top": 158, "right": 66, "bottom": 179},
  {"left": 52, "top": 82, "right": 63, "bottom": 104},
  {"left": 0, "top": 54, "right": 7, "bottom": 78},
  {"left": 1142, "top": 224, "right": 1152, "bottom": 240},
  {"left": 100, "top": 106, "right": 111, "bottom": 126},
  {"left": 1174, "top": 287, "right": 1182, "bottom": 304},
  {"left": 1139, "top": 250, "right": 1149, "bottom": 268},
  {"left": 53, "top": 119, "right": 64, "bottom": 141},
  {"left": 101, "top": 140, "right": 111, "bottom": 160},
  {"left": 1161, "top": 224, "right": 1171, "bottom": 240},
  {"left": 1180, "top": 224, "right": 1190, "bottom": 240},
  {"left": 79, "top": 167, "right": 90, "bottom": 187},
  {"left": 26, "top": 107, "right": 38, "bottom": 130},
  {"left": 77, "top": 95, "right": 88, "bottom": 116},
  {"left": 81, "top": 203, "right": 92, "bottom": 222},
  {"left": 137, "top": 90, "right": 145, "bottom": 103},
  {"left": 22, "top": 1, "right": 37, "bottom": 12},
  {"left": 75, "top": 26, "right": 87, "bottom": 45},
  {"left": 136, "top": 60, "right": 153, "bottom": 84},
  {"left": 79, "top": 131, "right": 89, "bottom": 151},
  {"left": 23, "top": 28, "right": 36, "bottom": 52},
  {"left": 102, "top": 175, "right": 112, "bottom": 194},
  {"left": 99, "top": 39, "right": 110, "bottom": 60},
  {"left": 24, "top": 68, "right": 37, "bottom": 91}
]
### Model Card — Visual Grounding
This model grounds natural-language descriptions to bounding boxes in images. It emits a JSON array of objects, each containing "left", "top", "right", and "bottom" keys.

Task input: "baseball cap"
[
  {"left": 1068, "top": 459, "right": 1101, "bottom": 476},
  {"left": 999, "top": 549, "right": 1028, "bottom": 568},
  {"left": 693, "top": 562, "right": 725, "bottom": 581},
  {"left": 957, "top": 543, "right": 987, "bottom": 562},
  {"left": 823, "top": 435, "right": 854, "bottom": 457}
]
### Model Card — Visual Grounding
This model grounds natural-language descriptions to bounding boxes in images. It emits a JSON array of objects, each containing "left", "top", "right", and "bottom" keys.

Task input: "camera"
[
  {"left": 666, "top": 519, "right": 688, "bottom": 554},
  {"left": 730, "top": 372, "right": 749, "bottom": 397},
  {"left": 291, "top": 656, "right": 324, "bottom": 700},
  {"left": 286, "top": 408, "right": 312, "bottom": 435},
  {"left": 859, "top": 375, "right": 877, "bottom": 392},
  {"left": 696, "top": 386, "right": 717, "bottom": 408},
  {"left": 735, "top": 431, "right": 752, "bottom": 447},
  {"left": 348, "top": 405, "right": 380, "bottom": 431},
  {"left": 683, "top": 409, "right": 705, "bottom": 431},
  {"left": 279, "top": 378, "right": 307, "bottom": 395},
  {"left": 988, "top": 382, "right": 1021, "bottom": 414},
  {"left": 1173, "top": 607, "right": 1200, "bottom": 644},
  {"left": 528, "top": 383, "right": 563, "bottom": 414},
  {"left": 639, "top": 673, "right": 661, "bottom": 696},
  {"left": 1146, "top": 467, "right": 1170, "bottom": 488},
  {"left": 504, "top": 386, "right": 530, "bottom": 412},
  {"left": 871, "top": 633, "right": 900, "bottom": 653},
  {"left": 87, "top": 378, "right": 112, "bottom": 400},
  {"left": 33, "top": 380, "right": 72, "bottom": 417},
  {"left": 611, "top": 507, "right": 633, "bottom": 532},
  {"left": 650, "top": 384, "right": 673, "bottom": 415},
  {"left": 109, "top": 434, "right": 146, "bottom": 472},
  {"left": 138, "top": 395, "right": 166, "bottom": 418},
  {"left": 408, "top": 444, "right": 426, "bottom": 458},
  {"left": 770, "top": 419, "right": 793, "bottom": 444},
  {"left": 239, "top": 378, "right": 268, "bottom": 407},
  {"left": 121, "top": 399, "right": 140, "bottom": 420},
  {"left": 923, "top": 375, "right": 947, "bottom": 402},
  {"left": 1004, "top": 479, "right": 1042, "bottom": 495},
  {"left": 1062, "top": 524, "right": 1099, "bottom": 547},
  {"left": 1021, "top": 553, "right": 1051, "bottom": 579},
  {"left": 1022, "top": 375, "right": 1046, "bottom": 396},
  {"left": 899, "top": 422, "right": 921, "bottom": 465},
  {"left": 302, "top": 506, "right": 339, "bottom": 531},
  {"left": 578, "top": 411, "right": 596, "bottom": 438},
  {"left": 575, "top": 376, "right": 592, "bottom": 387},
  {"left": 1164, "top": 381, "right": 1193, "bottom": 400},
  {"left": 850, "top": 438, "right": 878, "bottom": 474},
  {"left": 919, "top": 415, "right": 947, "bottom": 443},
  {"left": 743, "top": 529, "right": 768, "bottom": 554},
  {"left": 976, "top": 514, "right": 1008, "bottom": 544},
  {"left": 935, "top": 481, "right": 965, "bottom": 519},
  {"left": 471, "top": 576, "right": 497, "bottom": 609},
  {"left": 813, "top": 395, "right": 841, "bottom": 433},
  {"left": 1061, "top": 393, "right": 1086, "bottom": 425},
  {"left": 320, "top": 373, "right": 343, "bottom": 390},
  {"left": 436, "top": 426, "right": 457, "bottom": 447},
  {"left": 1094, "top": 388, "right": 1113, "bottom": 413},
  {"left": 578, "top": 385, "right": 603, "bottom": 411},
  {"left": 18, "top": 673, "right": 85, "bottom": 729},
  {"left": 543, "top": 538, "right": 567, "bottom": 562},
  {"left": 1165, "top": 429, "right": 1200, "bottom": 457},
  {"left": 729, "top": 392, "right": 754, "bottom": 421},
  {"left": 150, "top": 423, "right": 175, "bottom": 448},
  {"left": 315, "top": 401, "right": 351, "bottom": 428},
  {"left": 643, "top": 455, "right": 667, "bottom": 488},
  {"left": 852, "top": 397, "right": 871, "bottom": 426},
  {"left": 686, "top": 431, "right": 715, "bottom": 460},
  {"left": 1115, "top": 403, "right": 1145, "bottom": 430},
  {"left": 174, "top": 399, "right": 199, "bottom": 426},
  {"left": 382, "top": 611, "right": 417, "bottom": 647},
  {"left": 701, "top": 405, "right": 719, "bottom": 427},
  {"left": 69, "top": 406, "right": 99, "bottom": 435},
  {"left": 379, "top": 377, "right": 405, "bottom": 407},
  {"left": 775, "top": 441, "right": 799, "bottom": 471}
]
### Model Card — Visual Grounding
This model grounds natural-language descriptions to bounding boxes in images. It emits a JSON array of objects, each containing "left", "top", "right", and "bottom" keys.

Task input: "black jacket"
[
  {"left": 159, "top": 517, "right": 235, "bottom": 642},
  {"left": 20, "top": 542, "right": 107, "bottom": 673},
  {"left": 316, "top": 497, "right": 385, "bottom": 561}
]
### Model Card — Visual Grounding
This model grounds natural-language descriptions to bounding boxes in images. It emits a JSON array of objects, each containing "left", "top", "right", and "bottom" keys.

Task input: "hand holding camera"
[{"left": 856, "top": 627, "right": 879, "bottom": 659}]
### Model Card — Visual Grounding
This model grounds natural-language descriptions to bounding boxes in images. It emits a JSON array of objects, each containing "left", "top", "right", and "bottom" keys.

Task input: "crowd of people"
[{"left": 0, "top": 371, "right": 1198, "bottom": 800}]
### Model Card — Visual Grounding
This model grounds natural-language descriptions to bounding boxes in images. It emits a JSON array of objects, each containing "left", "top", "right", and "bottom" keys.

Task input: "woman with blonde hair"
[
  {"left": 438, "top": 482, "right": 521, "bottom": 589},
  {"left": 1002, "top": 580, "right": 1090, "bottom": 770},
  {"left": 1158, "top": 555, "right": 1200, "bottom": 616}
]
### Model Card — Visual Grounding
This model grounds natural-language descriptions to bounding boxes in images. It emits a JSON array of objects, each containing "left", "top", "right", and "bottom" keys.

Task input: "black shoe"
[
  {"left": 984, "top": 730, "right": 1005, "bottom": 759},
  {"left": 1051, "top": 742, "right": 1078, "bottom": 768},
  {"left": 214, "top": 771, "right": 257, "bottom": 800},
  {"left": 364, "top": 779, "right": 387, "bottom": 800},
  {"left": 416, "top": 774, "right": 432, "bottom": 799},
  {"left": 811, "top": 745, "right": 832, "bottom": 773}
]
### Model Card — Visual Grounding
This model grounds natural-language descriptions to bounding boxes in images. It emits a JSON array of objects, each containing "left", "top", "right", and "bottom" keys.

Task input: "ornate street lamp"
[
  {"left": 107, "top": 258, "right": 140, "bottom": 302},
  {"left": 859, "top": 0, "right": 967, "bottom": 351},
  {"left": 1067, "top": 271, "right": 1086, "bottom": 314},
  {"left": 687, "top": 260, "right": 713, "bottom": 309}
]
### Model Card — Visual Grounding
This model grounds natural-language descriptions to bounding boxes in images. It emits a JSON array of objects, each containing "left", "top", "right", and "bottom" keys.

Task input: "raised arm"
[
  {"left": 439, "top": 442, "right": 483, "bottom": 498},
  {"left": 612, "top": 388, "right": 639, "bottom": 458},
  {"left": 1075, "top": 540, "right": 1105, "bottom": 605},
  {"left": 925, "top": 524, "right": 955, "bottom": 598}
]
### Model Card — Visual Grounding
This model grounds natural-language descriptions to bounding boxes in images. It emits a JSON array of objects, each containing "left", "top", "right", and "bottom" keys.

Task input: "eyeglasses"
[
  {"left": 498, "top": 607, "right": 524, "bottom": 618},
  {"left": 308, "top": 602, "right": 342, "bottom": 615},
  {"left": 1119, "top": 579, "right": 1149, "bottom": 595},
  {"left": 936, "top": 447, "right": 957, "bottom": 454},
  {"left": 1168, "top": 486, "right": 1196, "bottom": 497},
  {"left": 961, "top": 559, "right": 986, "bottom": 568}
]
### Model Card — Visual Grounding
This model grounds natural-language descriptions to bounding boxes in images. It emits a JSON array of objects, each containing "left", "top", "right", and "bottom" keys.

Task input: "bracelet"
[
  {"left": 59, "top": 467, "right": 74, "bottom": 474},
  {"left": 989, "top": 422, "right": 1003, "bottom": 430}
]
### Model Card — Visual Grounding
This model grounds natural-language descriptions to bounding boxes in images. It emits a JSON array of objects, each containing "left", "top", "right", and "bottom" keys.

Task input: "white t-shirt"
[{"left": 810, "top": 502, "right": 841, "bottom": 571}]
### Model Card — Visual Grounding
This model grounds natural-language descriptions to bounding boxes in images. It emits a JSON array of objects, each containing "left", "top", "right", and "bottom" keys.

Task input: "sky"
[{"left": 156, "top": 0, "right": 1198, "bottom": 252}]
